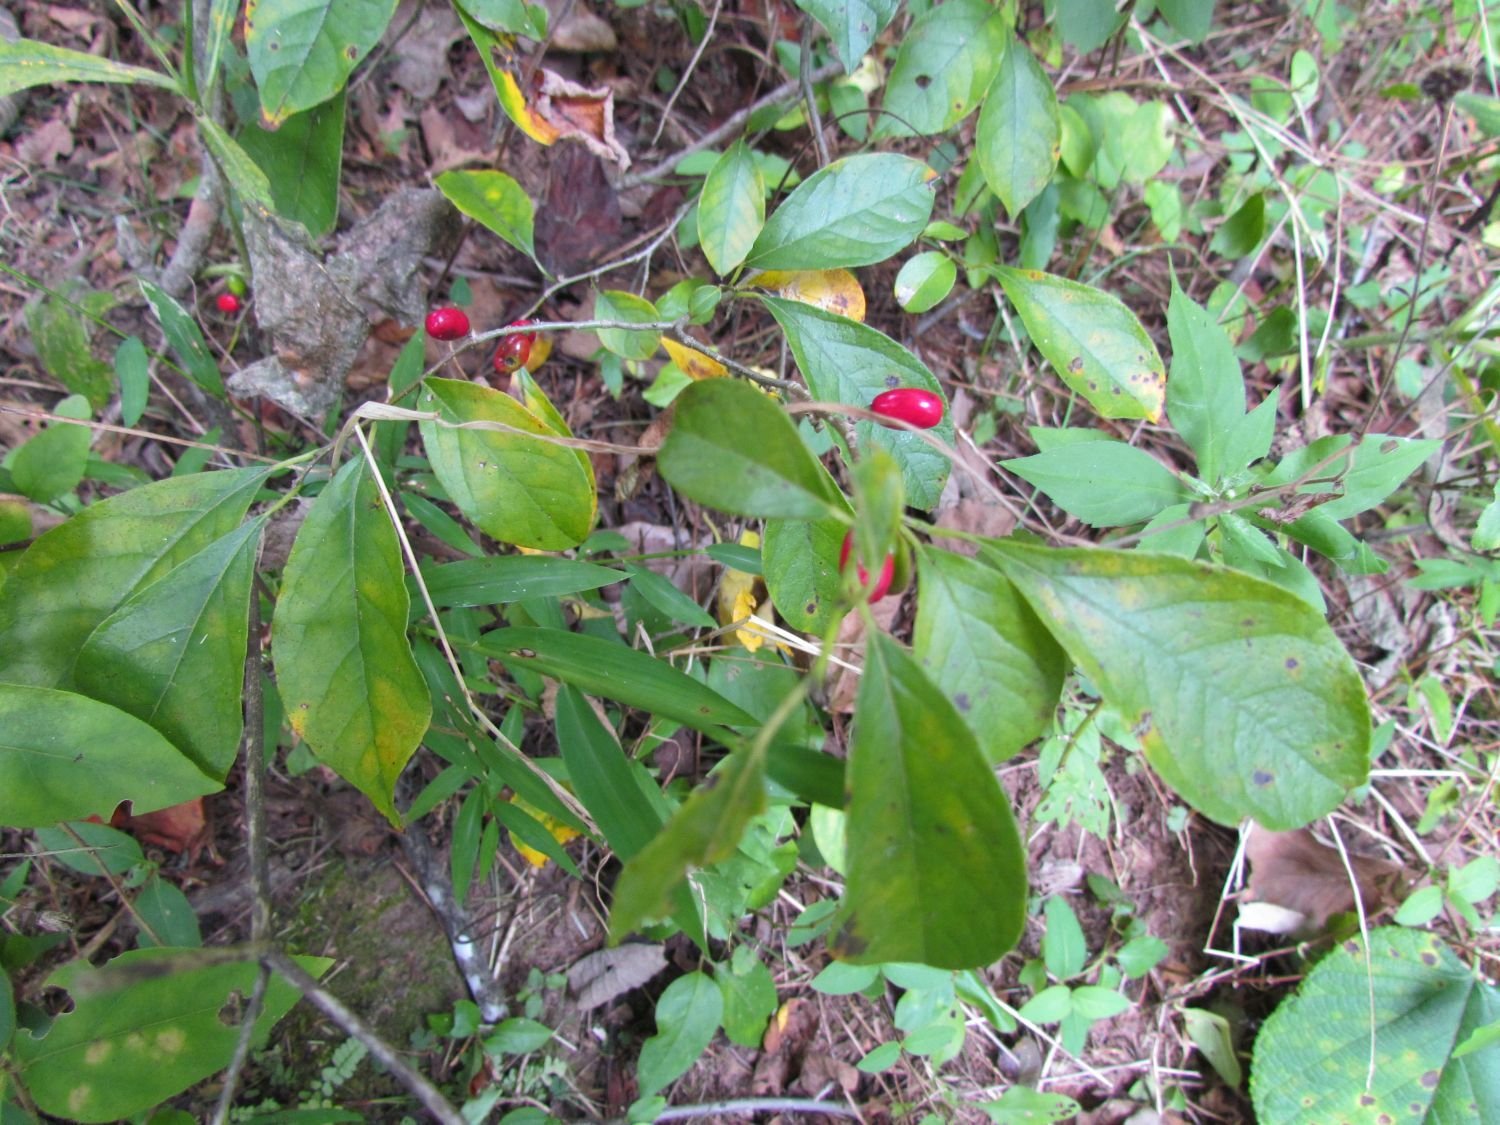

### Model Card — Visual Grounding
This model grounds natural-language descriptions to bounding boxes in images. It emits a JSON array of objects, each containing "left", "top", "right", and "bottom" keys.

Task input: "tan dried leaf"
[
  {"left": 568, "top": 943, "right": 668, "bottom": 1010},
  {"left": 532, "top": 69, "right": 630, "bottom": 169},
  {"left": 1244, "top": 827, "right": 1408, "bottom": 932}
]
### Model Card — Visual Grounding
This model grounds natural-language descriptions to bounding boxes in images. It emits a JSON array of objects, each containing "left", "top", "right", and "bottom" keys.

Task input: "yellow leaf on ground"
[
  {"left": 509, "top": 795, "right": 582, "bottom": 867},
  {"left": 662, "top": 336, "right": 728, "bottom": 379},
  {"left": 751, "top": 269, "right": 866, "bottom": 322}
]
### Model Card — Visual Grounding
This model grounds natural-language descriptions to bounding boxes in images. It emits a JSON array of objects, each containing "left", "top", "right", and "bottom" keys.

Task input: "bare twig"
[
  {"left": 800, "top": 32, "right": 831, "bottom": 168},
  {"left": 620, "top": 61, "right": 845, "bottom": 188},
  {"left": 262, "top": 949, "right": 466, "bottom": 1125},
  {"left": 649, "top": 0, "right": 723, "bottom": 146}
]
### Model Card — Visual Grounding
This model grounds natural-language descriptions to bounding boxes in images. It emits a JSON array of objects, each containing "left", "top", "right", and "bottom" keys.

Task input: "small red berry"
[
  {"left": 870, "top": 387, "right": 944, "bottom": 429},
  {"left": 215, "top": 292, "right": 242, "bottom": 315},
  {"left": 839, "top": 530, "right": 895, "bottom": 603},
  {"left": 493, "top": 319, "right": 538, "bottom": 375},
  {"left": 425, "top": 306, "right": 470, "bottom": 341}
]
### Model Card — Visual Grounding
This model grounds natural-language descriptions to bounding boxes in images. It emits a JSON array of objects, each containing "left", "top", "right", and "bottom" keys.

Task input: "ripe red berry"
[
  {"left": 215, "top": 292, "right": 242, "bottom": 315},
  {"left": 839, "top": 530, "right": 895, "bottom": 603},
  {"left": 425, "top": 306, "right": 470, "bottom": 341},
  {"left": 870, "top": 387, "right": 944, "bottom": 429},
  {"left": 493, "top": 319, "right": 538, "bottom": 375}
]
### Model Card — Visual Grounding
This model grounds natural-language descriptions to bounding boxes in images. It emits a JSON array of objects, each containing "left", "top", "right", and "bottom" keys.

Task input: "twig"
[
  {"left": 651, "top": 1097, "right": 859, "bottom": 1121},
  {"left": 649, "top": 0, "right": 723, "bottom": 146},
  {"left": 800, "top": 32, "right": 831, "bottom": 168},
  {"left": 262, "top": 949, "right": 466, "bottom": 1125},
  {"left": 620, "top": 61, "right": 845, "bottom": 188}
]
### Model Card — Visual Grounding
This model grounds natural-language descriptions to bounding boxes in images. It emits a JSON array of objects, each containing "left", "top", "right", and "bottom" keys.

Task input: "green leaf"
[
  {"left": 1166, "top": 284, "right": 1247, "bottom": 483},
  {"left": 1069, "top": 984, "right": 1130, "bottom": 1020},
  {"left": 792, "top": 0, "right": 898, "bottom": 67},
  {"left": 0, "top": 969, "right": 13, "bottom": 1053},
  {"left": 247, "top": 0, "right": 398, "bottom": 126},
  {"left": 983, "top": 540, "right": 1371, "bottom": 830},
  {"left": 991, "top": 267, "right": 1166, "bottom": 422},
  {"left": 1019, "top": 984, "right": 1073, "bottom": 1022},
  {"left": 744, "top": 154, "right": 937, "bottom": 271},
  {"left": 1182, "top": 1007, "right": 1241, "bottom": 1088},
  {"left": 636, "top": 972, "right": 722, "bottom": 1099},
  {"left": 717, "top": 947, "right": 778, "bottom": 1048},
  {"left": 1211, "top": 192, "right": 1266, "bottom": 258},
  {"left": 237, "top": 91, "right": 346, "bottom": 238},
  {"left": 912, "top": 547, "right": 1065, "bottom": 764},
  {"left": 593, "top": 290, "right": 662, "bottom": 360},
  {"left": 761, "top": 296, "right": 953, "bottom": 508},
  {"left": 657, "top": 378, "right": 842, "bottom": 520},
  {"left": 762, "top": 515, "right": 849, "bottom": 633},
  {"left": 434, "top": 169, "right": 537, "bottom": 260},
  {"left": 1455, "top": 92, "right": 1500, "bottom": 138},
  {"left": 0, "top": 685, "right": 219, "bottom": 828},
  {"left": 35, "top": 820, "right": 145, "bottom": 876},
  {"left": 875, "top": 0, "right": 1007, "bottom": 137},
  {"left": 832, "top": 632, "right": 1027, "bottom": 969},
  {"left": 74, "top": 519, "right": 264, "bottom": 779},
  {"left": 556, "top": 683, "right": 665, "bottom": 861},
  {"left": 697, "top": 141, "right": 765, "bottom": 275},
  {"left": 10, "top": 394, "right": 91, "bottom": 503},
  {"left": 625, "top": 565, "right": 716, "bottom": 629},
  {"left": 0, "top": 37, "right": 179, "bottom": 96},
  {"left": 25, "top": 288, "right": 114, "bottom": 409},
  {"left": 1003, "top": 438, "right": 1190, "bottom": 527},
  {"left": 133, "top": 876, "right": 202, "bottom": 949},
  {"left": 9, "top": 950, "right": 331, "bottom": 1124},
  {"left": 1222, "top": 389, "right": 1279, "bottom": 477},
  {"left": 115, "top": 337, "right": 150, "bottom": 428},
  {"left": 1056, "top": 0, "right": 1123, "bottom": 53},
  {"left": 0, "top": 468, "right": 267, "bottom": 689},
  {"left": 979, "top": 1086, "right": 1081, "bottom": 1124},
  {"left": 609, "top": 743, "right": 768, "bottom": 941},
  {"left": 417, "top": 378, "right": 596, "bottom": 550},
  {"left": 1251, "top": 928, "right": 1500, "bottom": 1124},
  {"left": 138, "top": 280, "right": 224, "bottom": 398},
  {"left": 1314, "top": 435, "right": 1440, "bottom": 521},
  {"left": 419, "top": 556, "right": 623, "bottom": 607},
  {"left": 975, "top": 33, "right": 1061, "bottom": 216},
  {"left": 199, "top": 117, "right": 278, "bottom": 214},
  {"left": 893, "top": 251, "right": 958, "bottom": 313},
  {"left": 272, "top": 458, "right": 430, "bottom": 826},
  {"left": 457, "top": 0, "right": 547, "bottom": 38},
  {"left": 1043, "top": 896, "right": 1087, "bottom": 980},
  {"left": 477, "top": 628, "right": 757, "bottom": 734},
  {"left": 1157, "top": 0, "right": 1217, "bottom": 42},
  {"left": 483, "top": 1017, "right": 555, "bottom": 1056}
]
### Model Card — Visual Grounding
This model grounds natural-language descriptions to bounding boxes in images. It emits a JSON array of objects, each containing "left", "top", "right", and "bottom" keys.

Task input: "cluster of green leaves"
[{"left": 6, "top": 0, "right": 1495, "bottom": 1118}]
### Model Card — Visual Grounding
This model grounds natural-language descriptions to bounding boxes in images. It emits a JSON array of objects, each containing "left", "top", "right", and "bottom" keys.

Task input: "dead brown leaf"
[
  {"left": 16, "top": 116, "right": 73, "bottom": 166},
  {"left": 1244, "top": 827, "right": 1409, "bottom": 933},
  {"left": 531, "top": 69, "right": 630, "bottom": 169}
]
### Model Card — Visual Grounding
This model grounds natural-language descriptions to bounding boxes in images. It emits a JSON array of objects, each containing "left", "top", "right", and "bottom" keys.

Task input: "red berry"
[
  {"left": 215, "top": 292, "right": 242, "bottom": 315},
  {"left": 870, "top": 387, "right": 944, "bottom": 429},
  {"left": 493, "top": 319, "right": 538, "bottom": 375},
  {"left": 839, "top": 530, "right": 895, "bottom": 603},
  {"left": 425, "top": 306, "right": 470, "bottom": 341}
]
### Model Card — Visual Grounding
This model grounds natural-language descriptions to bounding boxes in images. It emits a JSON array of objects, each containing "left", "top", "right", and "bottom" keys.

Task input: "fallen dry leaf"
[
  {"left": 1243, "top": 826, "right": 1408, "bottom": 933},
  {"left": 531, "top": 69, "right": 630, "bottom": 169},
  {"left": 568, "top": 944, "right": 668, "bottom": 1010}
]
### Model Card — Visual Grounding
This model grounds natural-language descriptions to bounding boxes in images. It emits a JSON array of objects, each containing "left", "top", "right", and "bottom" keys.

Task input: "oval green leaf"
[
  {"left": 913, "top": 547, "right": 1066, "bottom": 764},
  {"left": 636, "top": 972, "right": 723, "bottom": 1099},
  {"left": 272, "top": 457, "right": 430, "bottom": 826},
  {"left": 247, "top": 0, "right": 397, "bottom": 127},
  {"left": 0, "top": 685, "right": 219, "bottom": 828},
  {"left": 893, "top": 250, "right": 957, "bottom": 313},
  {"left": 697, "top": 141, "right": 765, "bottom": 276},
  {"left": 434, "top": 168, "right": 536, "bottom": 260},
  {"left": 0, "top": 468, "right": 268, "bottom": 689},
  {"left": 832, "top": 631, "right": 1027, "bottom": 969},
  {"left": 983, "top": 540, "right": 1371, "bottom": 830},
  {"left": 793, "top": 0, "right": 898, "bottom": 67},
  {"left": 876, "top": 0, "right": 1007, "bottom": 137},
  {"left": 760, "top": 295, "right": 952, "bottom": 509},
  {"left": 762, "top": 515, "right": 849, "bottom": 634},
  {"left": 744, "top": 154, "right": 937, "bottom": 271},
  {"left": 594, "top": 290, "right": 662, "bottom": 360},
  {"left": 657, "top": 378, "right": 842, "bottom": 520},
  {"left": 976, "top": 34, "right": 1060, "bottom": 216},
  {"left": 9, "top": 394, "right": 91, "bottom": 504},
  {"left": 1001, "top": 438, "right": 1190, "bottom": 527},
  {"left": 991, "top": 266, "right": 1166, "bottom": 422},
  {"left": 417, "top": 377, "right": 596, "bottom": 550},
  {"left": 74, "top": 519, "right": 265, "bottom": 779}
]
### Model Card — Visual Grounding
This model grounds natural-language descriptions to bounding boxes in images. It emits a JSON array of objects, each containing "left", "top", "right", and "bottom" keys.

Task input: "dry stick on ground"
[{"left": 620, "top": 61, "right": 845, "bottom": 188}]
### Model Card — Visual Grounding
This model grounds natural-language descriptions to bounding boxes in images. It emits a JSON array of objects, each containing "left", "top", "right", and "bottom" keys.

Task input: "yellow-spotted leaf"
[
  {"left": 272, "top": 457, "right": 430, "bottom": 825},
  {"left": 246, "top": 0, "right": 397, "bottom": 127},
  {"left": 661, "top": 336, "right": 728, "bottom": 380},
  {"left": 750, "top": 269, "right": 867, "bottom": 322},
  {"left": 991, "top": 266, "right": 1165, "bottom": 422},
  {"left": 417, "top": 378, "right": 596, "bottom": 549},
  {"left": 454, "top": 6, "right": 558, "bottom": 144}
]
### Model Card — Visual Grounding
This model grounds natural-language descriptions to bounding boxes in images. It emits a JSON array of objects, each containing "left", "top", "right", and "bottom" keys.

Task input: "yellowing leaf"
[
  {"left": 510, "top": 795, "right": 582, "bottom": 867},
  {"left": 751, "top": 269, "right": 867, "bottom": 322},
  {"left": 715, "top": 530, "right": 782, "bottom": 652},
  {"left": 495, "top": 67, "right": 560, "bottom": 145},
  {"left": 662, "top": 336, "right": 729, "bottom": 379}
]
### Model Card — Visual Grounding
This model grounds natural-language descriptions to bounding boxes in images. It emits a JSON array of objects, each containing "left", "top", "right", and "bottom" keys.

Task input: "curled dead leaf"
[{"left": 530, "top": 69, "right": 630, "bottom": 169}]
